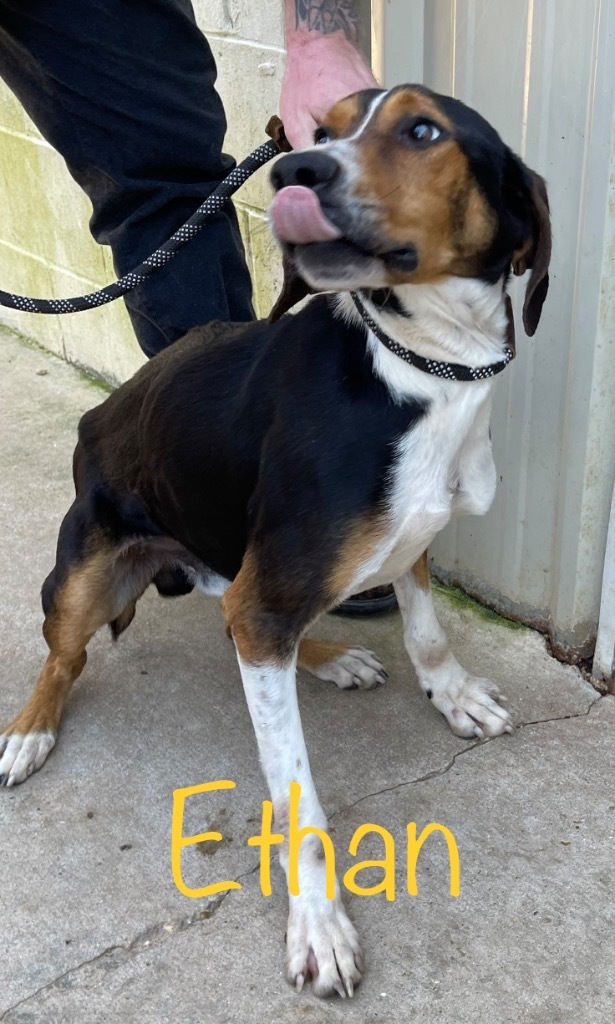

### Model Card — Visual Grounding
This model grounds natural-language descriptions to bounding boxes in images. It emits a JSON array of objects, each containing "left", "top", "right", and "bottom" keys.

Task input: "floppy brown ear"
[
  {"left": 512, "top": 170, "right": 551, "bottom": 337},
  {"left": 264, "top": 115, "right": 314, "bottom": 322},
  {"left": 268, "top": 254, "right": 314, "bottom": 323}
]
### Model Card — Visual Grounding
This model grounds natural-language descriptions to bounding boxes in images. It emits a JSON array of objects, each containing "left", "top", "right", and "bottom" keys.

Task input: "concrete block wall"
[{"left": 0, "top": 0, "right": 285, "bottom": 385}]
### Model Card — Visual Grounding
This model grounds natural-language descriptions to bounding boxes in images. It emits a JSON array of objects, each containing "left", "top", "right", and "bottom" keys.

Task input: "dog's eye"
[
  {"left": 413, "top": 121, "right": 440, "bottom": 142},
  {"left": 314, "top": 127, "right": 331, "bottom": 145},
  {"left": 398, "top": 119, "right": 442, "bottom": 145}
]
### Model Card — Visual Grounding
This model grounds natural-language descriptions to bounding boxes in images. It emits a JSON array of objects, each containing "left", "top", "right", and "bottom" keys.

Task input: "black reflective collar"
[{"left": 352, "top": 290, "right": 514, "bottom": 382}]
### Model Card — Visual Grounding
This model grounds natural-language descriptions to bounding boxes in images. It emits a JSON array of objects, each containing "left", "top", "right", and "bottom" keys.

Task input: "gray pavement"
[{"left": 1, "top": 326, "right": 613, "bottom": 1023}]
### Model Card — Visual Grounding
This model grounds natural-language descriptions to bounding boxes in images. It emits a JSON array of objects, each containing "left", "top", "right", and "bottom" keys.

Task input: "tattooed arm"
[{"left": 280, "top": 0, "right": 379, "bottom": 149}]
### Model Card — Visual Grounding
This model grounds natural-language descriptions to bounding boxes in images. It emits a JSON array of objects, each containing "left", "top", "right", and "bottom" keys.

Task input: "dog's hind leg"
[
  {"left": 0, "top": 530, "right": 150, "bottom": 787},
  {"left": 297, "top": 638, "right": 387, "bottom": 690}
]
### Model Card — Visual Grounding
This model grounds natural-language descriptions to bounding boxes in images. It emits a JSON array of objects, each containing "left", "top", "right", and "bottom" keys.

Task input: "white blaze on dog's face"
[{"left": 269, "top": 84, "right": 549, "bottom": 326}]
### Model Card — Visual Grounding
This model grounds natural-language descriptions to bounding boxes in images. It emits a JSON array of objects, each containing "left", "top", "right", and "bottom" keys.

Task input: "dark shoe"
[{"left": 332, "top": 584, "right": 398, "bottom": 616}]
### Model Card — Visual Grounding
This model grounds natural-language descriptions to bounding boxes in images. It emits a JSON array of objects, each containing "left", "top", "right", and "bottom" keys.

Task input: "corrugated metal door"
[{"left": 372, "top": 0, "right": 615, "bottom": 667}]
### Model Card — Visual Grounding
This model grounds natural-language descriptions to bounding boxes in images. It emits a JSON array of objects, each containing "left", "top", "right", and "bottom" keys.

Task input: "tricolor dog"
[{"left": 1, "top": 86, "right": 550, "bottom": 997}]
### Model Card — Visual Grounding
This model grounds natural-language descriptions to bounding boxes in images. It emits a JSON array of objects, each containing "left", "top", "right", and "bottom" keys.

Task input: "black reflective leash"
[{"left": 0, "top": 139, "right": 280, "bottom": 315}]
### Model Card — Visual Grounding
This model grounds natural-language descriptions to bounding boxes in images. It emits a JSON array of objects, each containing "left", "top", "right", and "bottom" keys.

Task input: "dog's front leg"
[
  {"left": 394, "top": 552, "right": 513, "bottom": 738},
  {"left": 223, "top": 569, "right": 363, "bottom": 997},
  {"left": 236, "top": 653, "right": 363, "bottom": 996}
]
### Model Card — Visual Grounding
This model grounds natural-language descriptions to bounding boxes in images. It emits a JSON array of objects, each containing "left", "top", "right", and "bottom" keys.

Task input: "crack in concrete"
[
  {"left": 329, "top": 695, "right": 604, "bottom": 821},
  {"left": 0, "top": 948, "right": 124, "bottom": 1023},
  {"left": 1, "top": 853, "right": 267, "bottom": 1020},
  {"left": 2, "top": 698, "right": 605, "bottom": 1019},
  {"left": 0, "top": 889, "right": 233, "bottom": 1020},
  {"left": 513, "top": 693, "right": 603, "bottom": 730},
  {"left": 329, "top": 740, "right": 483, "bottom": 821}
]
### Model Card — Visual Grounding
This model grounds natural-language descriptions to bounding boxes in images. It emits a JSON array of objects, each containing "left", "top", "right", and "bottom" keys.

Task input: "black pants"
[{"left": 0, "top": 0, "right": 254, "bottom": 356}]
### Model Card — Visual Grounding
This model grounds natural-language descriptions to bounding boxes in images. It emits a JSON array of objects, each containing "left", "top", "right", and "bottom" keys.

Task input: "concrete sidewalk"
[{"left": 1, "top": 326, "right": 613, "bottom": 1024}]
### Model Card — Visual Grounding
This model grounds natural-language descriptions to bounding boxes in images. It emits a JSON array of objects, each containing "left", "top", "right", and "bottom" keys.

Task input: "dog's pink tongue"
[{"left": 270, "top": 186, "right": 342, "bottom": 244}]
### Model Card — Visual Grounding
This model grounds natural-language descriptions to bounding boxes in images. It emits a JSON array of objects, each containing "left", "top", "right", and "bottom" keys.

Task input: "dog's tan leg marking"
[
  {"left": 223, "top": 560, "right": 363, "bottom": 998},
  {"left": 0, "top": 550, "right": 146, "bottom": 786},
  {"left": 412, "top": 550, "right": 431, "bottom": 590},
  {"left": 394, "top": 552, "right": 513, "bottom": 738},
  {"left": 327, "top": 514, "right": 386, "bottom": 601},
  {"left": 298, "top": 638, "right": 387, "bottom": 690}
]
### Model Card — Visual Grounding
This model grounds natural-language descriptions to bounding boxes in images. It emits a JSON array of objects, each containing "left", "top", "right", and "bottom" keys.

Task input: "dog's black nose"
[{"left": 271, "top": 151, "right": 341, "bottom": 193}]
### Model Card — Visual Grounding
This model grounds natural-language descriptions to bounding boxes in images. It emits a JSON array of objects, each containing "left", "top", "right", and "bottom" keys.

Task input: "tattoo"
[{"left": 294, "top": 1, "right": 360, "bottom": 42}]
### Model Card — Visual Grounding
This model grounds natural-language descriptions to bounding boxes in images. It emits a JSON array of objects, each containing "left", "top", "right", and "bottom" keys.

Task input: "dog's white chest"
[{"left": 355, "top": 382, "right": 496, "bottom": 590}]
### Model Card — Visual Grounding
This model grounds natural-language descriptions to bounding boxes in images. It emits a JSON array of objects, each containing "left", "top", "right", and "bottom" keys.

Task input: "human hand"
[{"left": 280, "top": 31, "right": 379, "bottom": 150}]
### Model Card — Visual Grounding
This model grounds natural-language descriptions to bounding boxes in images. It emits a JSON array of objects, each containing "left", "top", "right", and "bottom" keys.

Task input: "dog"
[{"left": 0, "top": 85, "right": 550, "bottom": 997}]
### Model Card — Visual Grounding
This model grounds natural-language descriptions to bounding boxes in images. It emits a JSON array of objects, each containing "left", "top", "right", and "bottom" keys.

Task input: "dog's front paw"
[
  {"left": 286, "top": 897, "right": 364, "bottom": 998},
  {"left": 0, "top": 729, "right": 56, "bottom": 786},
  {"left": 429, "top": 674, "right": 513, "bottom": 738}
]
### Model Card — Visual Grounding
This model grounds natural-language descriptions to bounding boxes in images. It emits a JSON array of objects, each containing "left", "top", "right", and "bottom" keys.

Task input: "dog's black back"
[{"left": 73, "top": 296, "right": 425, "bottom": 585}]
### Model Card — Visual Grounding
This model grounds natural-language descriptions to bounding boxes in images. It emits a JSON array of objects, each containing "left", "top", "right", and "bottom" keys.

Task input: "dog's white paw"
[
  {"left": 286, "top": 896, "right": 364, "bottom": 998},
  {"left": 429, "top": 675, "right": 513, "bottom": 738},
  {"left": 0, "top": 730, "right": 56, "bottom": 786},
  {"left": 311, "top": 647, "right": 387, "bottom": 690}
]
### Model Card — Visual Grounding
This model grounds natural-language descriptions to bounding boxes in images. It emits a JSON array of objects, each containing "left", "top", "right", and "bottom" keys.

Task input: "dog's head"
[{"left": 269, "top": 85, "right": 550, "bottom": 336}]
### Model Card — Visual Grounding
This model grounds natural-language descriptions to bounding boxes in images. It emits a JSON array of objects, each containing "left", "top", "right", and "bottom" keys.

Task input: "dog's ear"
[
  {"left": 508, "top": 160, "right": 552, "bottom": 337},
  {"left": 264, "top": 115, "right": 314, "bottom": 322},
  {"left": 268, "top": 255, "right": 314, "bottom": 323}
]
